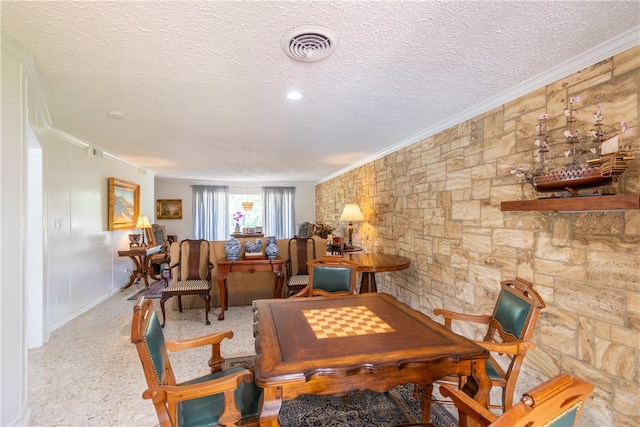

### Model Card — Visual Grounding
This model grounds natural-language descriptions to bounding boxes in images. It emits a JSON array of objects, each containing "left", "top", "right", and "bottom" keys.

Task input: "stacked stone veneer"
[{"left": 316, "top": 46, "right": 639, "bottom": 425}]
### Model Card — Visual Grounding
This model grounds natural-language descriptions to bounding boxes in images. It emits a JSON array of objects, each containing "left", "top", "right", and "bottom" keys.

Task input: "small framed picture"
[{"left": 156, "top": 199, "right": 182, "bottom": 219}]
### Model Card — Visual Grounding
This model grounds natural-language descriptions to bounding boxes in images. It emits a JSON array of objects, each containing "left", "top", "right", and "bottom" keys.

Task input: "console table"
[
  {"left": 216, "top": 256, "right": 284, "bottom": 320},
  {"left": 118, "top": 245, "right": 162, "bottom": 291}
]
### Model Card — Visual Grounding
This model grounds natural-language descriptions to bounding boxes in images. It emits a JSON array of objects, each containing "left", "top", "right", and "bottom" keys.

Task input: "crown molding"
[
  {"left": 2, "top": 33, "right": 53, "bottom": 129},
  {"left": 318, "top": 26, "right": 640, "bottom": 184}
]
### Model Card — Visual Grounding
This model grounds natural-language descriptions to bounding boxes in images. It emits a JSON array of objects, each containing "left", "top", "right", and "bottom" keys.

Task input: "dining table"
[
  {"left": 347, "top": 253, "right": 411, "bottom": 293},
  {"left": 252, "top": 293, "right": 490, "bottom": 426}
]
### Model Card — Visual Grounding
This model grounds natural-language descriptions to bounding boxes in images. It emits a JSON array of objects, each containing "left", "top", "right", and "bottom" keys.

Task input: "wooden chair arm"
[
  {"left": 165, "top": 330, "right": 234, "bottom": 352},
  {"left": 143, "top": 367, "right": 254, "bottom": 404},
  {"left": 439, "top": 383, "right": 496, "bottom": 427},
  {"left": 433, "top": 308, "right": 492, "bottom": 329},
  {"left": 476, "top": 340, "right": 535, "bottom": 355},
  {"left": 205, "top": 261, "right": 214, "bottom": 281}
]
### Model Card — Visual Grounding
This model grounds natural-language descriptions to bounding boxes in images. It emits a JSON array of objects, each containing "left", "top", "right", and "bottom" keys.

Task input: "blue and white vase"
[
  {"left": 224, "top": 237, "right": 241, "bottom": 260},
  {"left": 265, "top": 236, "right": 279, "bottom": 259},
  {"left": 244, "top": 239, "right": 263, "bottom": 253}
]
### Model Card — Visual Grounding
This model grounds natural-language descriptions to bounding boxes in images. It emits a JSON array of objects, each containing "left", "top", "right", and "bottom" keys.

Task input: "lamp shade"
[
  {"left": 340, "top": 204, "right": 364, "bottom": 222},
  {"left": 135, "top": 215, "right": 151, "bottom": 229},
  {"left": 242, "top": 201, "right": 254, "bottom": 211}
]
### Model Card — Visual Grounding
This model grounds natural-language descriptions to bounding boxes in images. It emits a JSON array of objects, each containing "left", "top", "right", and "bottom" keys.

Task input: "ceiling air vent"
[{"left": 281, "top": 26, "right": 338, "bottom": 62}]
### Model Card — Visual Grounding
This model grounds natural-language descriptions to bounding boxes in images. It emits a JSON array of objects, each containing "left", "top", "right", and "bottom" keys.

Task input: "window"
[{"left": 229, "top": 193, "right": 262, "bottom": 232}]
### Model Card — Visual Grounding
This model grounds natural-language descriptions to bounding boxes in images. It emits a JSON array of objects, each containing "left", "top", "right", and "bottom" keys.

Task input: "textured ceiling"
[{"left": 2, "top": 1, "right": 639, "bottom": 182}]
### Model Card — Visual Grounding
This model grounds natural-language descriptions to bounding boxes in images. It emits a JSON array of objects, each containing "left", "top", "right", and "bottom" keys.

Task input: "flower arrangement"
[
  {"left": 232, "top": 211, "right": 243, "bottom": 227},
  {"left": 313, "top": 222, "right": 334, "bottom": 239}
]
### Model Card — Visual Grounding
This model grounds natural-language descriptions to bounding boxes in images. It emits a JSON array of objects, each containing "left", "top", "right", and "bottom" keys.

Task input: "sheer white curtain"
[
  {"left": 192, "top": 185, "right": 229, "bottom": 240},
  {"left": 262, "top": 186, "right": 295, "bottom": 239}
]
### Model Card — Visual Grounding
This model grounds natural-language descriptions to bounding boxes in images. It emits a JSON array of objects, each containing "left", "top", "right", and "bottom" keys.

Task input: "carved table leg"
[
  {"left": 273, "top": 269, "right": 284, "bottom": 298},
  {"left": 418, "top": 382, "right": 434, "bottom": 424},
  {"left": 259, "top": 386, "right": 283, "bottom": 427},
  {"left": 120, "top": 255, "right": 142, "bottom": 291},
  {"left": 217, "top": 272, "right": 228, "bottom": 320}
]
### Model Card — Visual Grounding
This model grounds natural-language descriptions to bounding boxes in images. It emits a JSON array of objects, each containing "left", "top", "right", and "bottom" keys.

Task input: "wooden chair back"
[
  {"left": 285, "top": 237, "right": 317, "bottom": 296},
  {"left": 161, "top": 239, "right": 213, "bottom": 326},
  {"left": 433, "top": 277, "right": 546, "bottom": 412},
  {"left": 295, "top": 256, "right": 358, "bottom": 297},
  {"left": 484, "top": 278, "right": 546, "bottom": 409},
  {"left": 131, "top": 297, "right": 178, "bottom": 423},
  {"left": 172, "top": 239, "right": 212, "bottom": 282},
  {"left": 131, "top": 296, "right": 262, "bottom": 427},
  {"left": 439, "top": 373, "right": 594, "bottom": 427}
]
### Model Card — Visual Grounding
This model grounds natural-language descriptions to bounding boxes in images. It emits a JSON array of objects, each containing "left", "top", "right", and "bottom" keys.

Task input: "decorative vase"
[
  {"left": 234, "top": 225, "right": 240, "bottom": 233},
  {"left": 224, "top": 237, "right": 241, "bottom": 260},
  {"left": 244, "top": 239, "right": 263, "bottom": 254},
  {"left": 265, "top": 236, "right": 279, "bottom": 259}
]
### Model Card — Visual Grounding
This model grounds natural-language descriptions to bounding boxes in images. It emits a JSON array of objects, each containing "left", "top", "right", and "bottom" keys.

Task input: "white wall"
[
  {"left": 1, "top": 36, "right": 155, "bottom": 425},
  {"left": 154, "top": 178, "right": 316, "bottom": 240},
  {"left": 1, "top": 36, "right": 29, "bottom": 427}
]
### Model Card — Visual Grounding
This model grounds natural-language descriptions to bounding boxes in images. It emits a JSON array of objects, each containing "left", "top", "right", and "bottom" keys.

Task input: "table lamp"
[
  {"left": 340, "top": 204, "right": 364, "bottom": 248},
  {"left": 135, "top": 215, "right": 152, "bottom": 247}
]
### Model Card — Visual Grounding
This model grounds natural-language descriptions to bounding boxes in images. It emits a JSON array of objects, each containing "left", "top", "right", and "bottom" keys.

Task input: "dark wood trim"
[{"left": 500, "top": 193, "right": 640, "bottom": 212}]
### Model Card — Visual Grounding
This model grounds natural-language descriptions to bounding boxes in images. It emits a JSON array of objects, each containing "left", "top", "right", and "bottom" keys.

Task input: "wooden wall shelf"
[{"left": 500, "top": 193, "right": 640, "bottom": 212}]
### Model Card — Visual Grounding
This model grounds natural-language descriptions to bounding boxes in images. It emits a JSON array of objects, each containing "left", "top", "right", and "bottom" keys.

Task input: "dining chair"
[
  {"left": 160, "top": 239, "right": 213, "bottom": 327},
  {"left": 148, "top": 223, "right": 171, "bottom": 281},
  {"left": 396, "top": 373, "right": 593, "bottom": 427},
  {"left": 131, "top": 296, "right": 261, "bottom": 427},
  {"left": 284, "top": 236, "right": 316, "bottom": 296},
  {"left": 292, "top": 255, "right": 359, "bottom": 297},
  {"left": 443, "top": 373, "right": 593, "bottom": 427},
  {"left": 430, "top": 277, "right": 546, "bottom": 413}
]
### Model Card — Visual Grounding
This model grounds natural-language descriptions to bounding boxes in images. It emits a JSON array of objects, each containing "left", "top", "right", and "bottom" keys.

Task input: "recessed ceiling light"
[
  {"left": 287, "top": 91, "right": 303, "bottom": 100},
  {"left": 107, "top": 110, "right": 125, "bottom": 119}
]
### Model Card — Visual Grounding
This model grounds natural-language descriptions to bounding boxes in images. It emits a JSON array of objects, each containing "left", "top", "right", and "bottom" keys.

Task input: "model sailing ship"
[{"left": 512, "top": 98, "right": 635, "bottom": 196}]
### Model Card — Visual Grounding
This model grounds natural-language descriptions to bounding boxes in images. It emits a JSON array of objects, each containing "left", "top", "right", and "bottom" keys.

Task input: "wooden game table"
[{"left": 252, "top": 293, "right": 490, "bottom": 426}]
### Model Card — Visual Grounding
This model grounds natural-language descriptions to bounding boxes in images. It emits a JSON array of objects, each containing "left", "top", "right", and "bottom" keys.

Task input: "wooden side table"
[
  {"left": 216, "top": 256, "right": 284, "bottom": 320},
  {"left": 347, "top": 253, "right": 411, "bottom": 293},
  {"left": 118, "top": 245, "right": 162, "bottom": 290}
]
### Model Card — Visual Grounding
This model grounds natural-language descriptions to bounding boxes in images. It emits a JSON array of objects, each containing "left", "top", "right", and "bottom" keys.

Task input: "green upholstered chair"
[
  {"left": 431, "top": 277, "right": 546, "bottom": 413},
  {"left": 131, "top": 296, "right": 261, "bottom": 427},
  {"left": 284, "top": 237, "right": 317, "bottom": 297},
  {"left": 160, "top": 239, "right": 213, "bottom": 327},
  {"left": 292, "top": 255, "right": 359, "bottom": 297},
  {"left": 439, "top": 373, "right": 593, "bottom": 427}
]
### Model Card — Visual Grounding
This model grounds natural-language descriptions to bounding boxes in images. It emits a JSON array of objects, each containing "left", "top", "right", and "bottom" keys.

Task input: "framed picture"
[
  {"left": 108, "top": 177, "right": 140, "bottom": 230},
  {"left": 157, "top": 199, "right": 182, "bottom": 219}
]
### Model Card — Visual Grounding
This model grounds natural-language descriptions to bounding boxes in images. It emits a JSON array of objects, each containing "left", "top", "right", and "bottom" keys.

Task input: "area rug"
[
  {"left": 225, "top": 355, "right": 457, "bottom": 426},
  {"left": 126, "top": 280, "right": 165, "bottom": 300}
]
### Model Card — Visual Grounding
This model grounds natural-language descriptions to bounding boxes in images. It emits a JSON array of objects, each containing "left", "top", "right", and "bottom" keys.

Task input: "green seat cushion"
[{"left": 178, "top": 366, "right": 262, "bottom": 427}]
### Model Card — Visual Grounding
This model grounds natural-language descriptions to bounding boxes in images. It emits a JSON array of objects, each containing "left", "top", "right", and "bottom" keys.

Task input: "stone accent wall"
[{"left": 316, "top": 45, "right": 639, "bottom": 425}]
